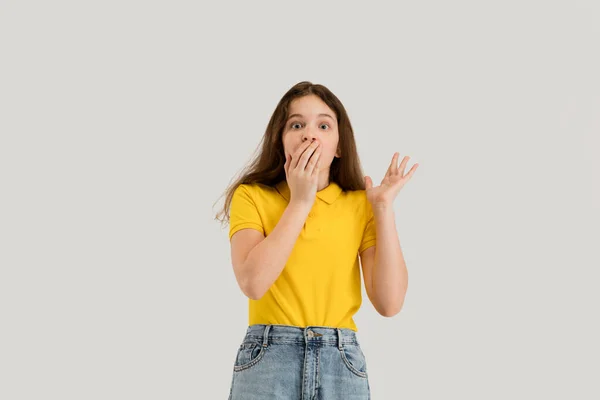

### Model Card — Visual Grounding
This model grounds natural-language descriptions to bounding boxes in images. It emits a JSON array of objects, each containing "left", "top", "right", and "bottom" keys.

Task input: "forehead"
[{"left": 288, "top": 95, "right": 336, "bottom": 118}]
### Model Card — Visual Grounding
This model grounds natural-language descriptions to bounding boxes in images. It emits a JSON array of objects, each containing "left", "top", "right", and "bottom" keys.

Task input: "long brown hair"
[{"left": 213, "top": 81, "right": 367, "bottom": 226}]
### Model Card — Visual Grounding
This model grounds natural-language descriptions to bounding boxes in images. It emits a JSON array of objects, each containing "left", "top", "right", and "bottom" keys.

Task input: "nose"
[{"left": 301, "top": 126, "right": 318, "bottom": 143}]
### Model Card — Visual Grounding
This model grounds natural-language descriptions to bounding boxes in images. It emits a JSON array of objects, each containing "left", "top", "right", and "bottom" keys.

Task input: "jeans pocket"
[
  {"left": 233, "top": 341, "right": 267, "bottom": 372},
  {"left": 339, "top": 344, "right": 368, "bottom": 378}
]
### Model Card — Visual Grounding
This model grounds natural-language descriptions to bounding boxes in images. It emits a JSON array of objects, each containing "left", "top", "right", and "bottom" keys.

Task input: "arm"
[
  {"left": 361, "top": 152, "right": 417, "bottom": 317},
  {"left": 231, "top": 200, "right": 311, "bottom": 300},
  {"left": 360, "top": 205, "right": 408, "bottom": 317}
]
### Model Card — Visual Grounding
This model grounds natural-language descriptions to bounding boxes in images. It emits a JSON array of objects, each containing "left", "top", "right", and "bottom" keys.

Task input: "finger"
[
  {"left": 307, "top": 145, "right": 322, "bottom": 176},
  {"left": 301, "top": 141, "right": 320, "bottom": 171},
  {"left": 404, "top": 163, "right": 418, "bottom": 179},
  {"left": 385, "top": 152, "right": 399, "bottom": 178},
  {"left": 284, "top": 153, "right": 290, "bottom": 176},
  {"left": 398, "top": 156, "right": 410, "bottom": 176},
  {"left": 290, "top": 141, "right": 310, "bottom": 169},
  {"left": 292, "top": 140, "right": 315, "bottom": 169},
  {"left": 297, "top": 141, "right": 319, "bottom": 171},
  {"left": 364, "top": 175, "right": 372, "bottom": 190},
  {"left": 311, "top": 153, "right": 321, "bottom": 178}
]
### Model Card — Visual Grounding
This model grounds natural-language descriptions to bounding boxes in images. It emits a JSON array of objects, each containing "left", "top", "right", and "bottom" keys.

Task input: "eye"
[{"left": 288, "top": 121, "right": 330, "bottom": 130}]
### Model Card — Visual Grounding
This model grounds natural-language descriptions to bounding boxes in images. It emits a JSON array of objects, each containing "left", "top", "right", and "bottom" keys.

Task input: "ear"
[{"left": 335, "top": 147, "right": 341, "bottom": 158}]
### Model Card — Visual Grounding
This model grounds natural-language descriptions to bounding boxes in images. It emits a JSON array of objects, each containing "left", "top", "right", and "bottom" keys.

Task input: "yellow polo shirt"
[{"left": 228, "top": 179, "right": 376, "bottom": 332}]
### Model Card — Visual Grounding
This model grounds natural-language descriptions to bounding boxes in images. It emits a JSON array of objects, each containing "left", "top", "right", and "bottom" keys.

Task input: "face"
[{"left": 282, "top": 95, "right": 340, "bottom": 173}]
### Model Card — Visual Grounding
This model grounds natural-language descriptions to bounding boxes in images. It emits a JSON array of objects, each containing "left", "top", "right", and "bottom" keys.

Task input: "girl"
[{"left": 215, "top": 81, "right": 418, "bottom": 399}]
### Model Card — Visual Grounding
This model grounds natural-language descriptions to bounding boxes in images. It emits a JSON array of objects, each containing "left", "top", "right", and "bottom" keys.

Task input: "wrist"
[
  {"left": 288, "top": 199, "right": 313, "bottom": 213},
  {"left": 371, "top": 202, "right": 393, "bottom": 214}
]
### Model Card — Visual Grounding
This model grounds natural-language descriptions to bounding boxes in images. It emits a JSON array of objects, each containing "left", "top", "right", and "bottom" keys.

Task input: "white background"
[{"left": 1, "top": 1, "right": 598, "bottom": 399}]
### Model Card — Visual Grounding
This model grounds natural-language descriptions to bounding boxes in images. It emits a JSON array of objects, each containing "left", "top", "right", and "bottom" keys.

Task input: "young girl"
[{"left": 215, "top": 81, "right": 418, "bottom": 399}]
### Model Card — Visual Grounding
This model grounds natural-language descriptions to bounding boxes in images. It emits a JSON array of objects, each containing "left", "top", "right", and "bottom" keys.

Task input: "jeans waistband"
[{"left": 243, "top": 324, "right": 360, "bottom": 348}]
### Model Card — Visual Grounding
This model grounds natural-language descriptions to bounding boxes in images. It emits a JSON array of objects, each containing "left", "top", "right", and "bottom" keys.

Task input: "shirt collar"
[{"left": 275, "top": 180, "right": 342, "bottom": 205}]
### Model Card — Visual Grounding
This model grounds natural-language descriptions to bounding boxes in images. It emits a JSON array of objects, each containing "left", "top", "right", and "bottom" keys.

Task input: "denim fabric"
[{"left": 228, "top": 324, "right": 370, "bottom": 400}]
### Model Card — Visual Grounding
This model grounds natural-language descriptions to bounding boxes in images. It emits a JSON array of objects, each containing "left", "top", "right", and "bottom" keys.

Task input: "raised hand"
[{"left": 364, "top": 152, "right": 418, "bottom": 208}]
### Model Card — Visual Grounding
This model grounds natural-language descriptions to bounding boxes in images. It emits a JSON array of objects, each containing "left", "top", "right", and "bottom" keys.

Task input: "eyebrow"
[{"left": 287, "top": 113, "right": 335, "bottom": 121}]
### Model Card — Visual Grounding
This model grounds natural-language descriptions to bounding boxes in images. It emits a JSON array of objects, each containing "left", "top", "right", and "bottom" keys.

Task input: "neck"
[{"left": 316, "top": 169, "right": 331, "bottom": 191}]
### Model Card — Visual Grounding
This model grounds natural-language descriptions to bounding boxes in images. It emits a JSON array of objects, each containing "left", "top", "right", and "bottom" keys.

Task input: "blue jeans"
[{"left": 228, "top": 324, "right": 371, "bottom": 399}]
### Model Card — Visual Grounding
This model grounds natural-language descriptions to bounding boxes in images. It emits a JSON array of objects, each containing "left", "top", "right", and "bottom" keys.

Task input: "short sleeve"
[
  {"left": 229, "top": 184, "right": 265, "bottom": 240},
  {"left": 358, "top": 198, "right": 376, "bottom": 254}
]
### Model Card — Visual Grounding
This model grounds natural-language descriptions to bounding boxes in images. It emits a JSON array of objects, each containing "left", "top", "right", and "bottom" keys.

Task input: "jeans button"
[{"left": 307, "top": 330, "right": 314, "bottom": 337}]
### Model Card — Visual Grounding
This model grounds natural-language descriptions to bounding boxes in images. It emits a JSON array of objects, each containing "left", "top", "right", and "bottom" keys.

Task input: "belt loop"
[
  {"left": 262, "top": 324, "right": 271, "bottom": 348},
  {"left": 337, "top": 328, "right": 343, "bottom": 350}
]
